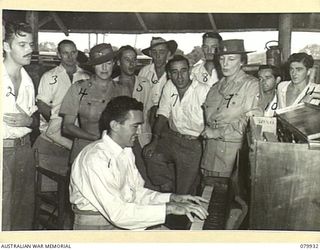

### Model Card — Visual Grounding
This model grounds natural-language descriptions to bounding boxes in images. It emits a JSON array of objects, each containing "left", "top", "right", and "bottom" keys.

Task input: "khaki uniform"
[{"left": 201, "top": 70, "right": 262, "bottom": 177}]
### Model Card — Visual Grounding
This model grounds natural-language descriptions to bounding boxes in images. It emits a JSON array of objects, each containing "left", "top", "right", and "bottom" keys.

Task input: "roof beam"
[
  {"left": 50, "top": 12, "right": 69, "bottom": 36},
  {"left": 38, "top": 15, "right": 53, "bottom": 28},
  {"left": 207, "top": 13, "right": 218, "bottom": 31},
  {"left": 135, "top": 13, "right": 148, "bottom": 32}
]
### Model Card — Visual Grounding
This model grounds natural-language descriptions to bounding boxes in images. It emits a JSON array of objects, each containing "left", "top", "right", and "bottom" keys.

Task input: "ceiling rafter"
[
  {"left": 207, "top": 13, "right": 218, "bottom": 31},
  {"left": 50, "top": 12, "right": 69, "bottom": 36},
  {"left": 135, "top": 13, "right": 148, "bottom": 32}
]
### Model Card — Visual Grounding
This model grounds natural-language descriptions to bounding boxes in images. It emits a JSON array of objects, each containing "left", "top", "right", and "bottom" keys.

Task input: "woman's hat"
[
  {"left": 86, "top": 43, "right": 115, "bottom": 65},
  {"left": 142, "top": 37, "right": 178, "bottom": 57},
  {"left": 218, "top": 39, "right": 255, "bottom": 55}
]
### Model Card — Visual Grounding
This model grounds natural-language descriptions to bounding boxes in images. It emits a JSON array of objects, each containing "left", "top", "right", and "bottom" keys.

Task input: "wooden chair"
[{"left": 33, "top": 148, "right": 71, "bottom": 230}]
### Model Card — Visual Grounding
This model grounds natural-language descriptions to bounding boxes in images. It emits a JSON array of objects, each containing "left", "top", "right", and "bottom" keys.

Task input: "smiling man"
[
  {"left": 143, "top": 55, "right": 211, "bottom": 196},
  {"left": 2, "top": 22, "right": 38, "bottom": 230},
  {"left": 69, "top": 96, "right": 208, "bottom": 230}
]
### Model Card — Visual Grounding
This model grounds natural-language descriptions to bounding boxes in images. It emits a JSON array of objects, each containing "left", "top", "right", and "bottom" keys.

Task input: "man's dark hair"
[
  {"left": 288, "top": 52, "right": 314, "bottom": 69},
  {"left": 116, "top": 45, "right": 137, "bottom": 61},
  {"left": 4, "top": 22, "right": 32, "bottom": 44},
  {"left": 166, "top": 55, "right": 190, "bottom": 73},
  {"left": 57, "top": 39, "right": 77, "bottom": 53},
  {"left": 202, "top": 32, "right": 222, "bottom": 43},
  {"left": 258, "top": 64, "right": 282, "bottom": 78},
  {"left": 99, "top": 96, "right": 143, "bottom": 133}
]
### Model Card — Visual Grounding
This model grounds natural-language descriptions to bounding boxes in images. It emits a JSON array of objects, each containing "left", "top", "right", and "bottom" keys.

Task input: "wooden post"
[
  {"left": 26, "top": 11, "right": 39, "bottom": 53},
  {"left": 278, "top": 14, "right": 292, "bottom": 63}
]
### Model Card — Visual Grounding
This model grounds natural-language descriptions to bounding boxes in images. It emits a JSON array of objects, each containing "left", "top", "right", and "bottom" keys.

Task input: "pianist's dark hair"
[
  {"left": 288, "top": 52, "right": 314, "bottom": 69},
  {"left": 99, "top": 96, "right": 143, "bottom": 134},
  {"left": 4, "top": 22, "right": 32, "bottom": 44}
]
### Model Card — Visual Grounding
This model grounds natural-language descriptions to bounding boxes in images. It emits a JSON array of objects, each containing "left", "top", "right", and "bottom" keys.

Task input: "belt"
[
  {"left": 72, "top": 205, "right": 102, "bottom": 216},
  {"left": 168, "top": 129, "right": 199, "bottom": 140},
  {"left": 3, "top": 134, "right": 30, "bottom": 148}
]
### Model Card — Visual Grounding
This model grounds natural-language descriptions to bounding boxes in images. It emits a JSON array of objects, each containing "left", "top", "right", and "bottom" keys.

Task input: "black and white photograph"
[{"left": 1, "top": 0, "right": 320, "bottom": 246}]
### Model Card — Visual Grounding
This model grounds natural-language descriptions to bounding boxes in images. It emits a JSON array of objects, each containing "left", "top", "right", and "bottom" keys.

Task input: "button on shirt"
[
  {"left": 37, "top": 64, "right": 90, "bottom": 133},
  {"left": 191, "top": 60, "right": 219, "bottom": 87},
  {"left": 2, "top": 64, "right": 37, "bottom": 139},
  {"left": 138, "top": 63, "right": 168, "bottom": 106},
  {"left": 70, "top": 132, "right": 171, "bottom": 230},
  {"left": 203, "top": 70, "right": 262, "bottom": 142},
  {"left": 157, "top": 79, "right": 211, "bottom": 137}
]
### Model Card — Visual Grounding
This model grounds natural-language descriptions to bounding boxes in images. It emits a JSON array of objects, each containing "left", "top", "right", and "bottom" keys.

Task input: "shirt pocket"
[{"left": 79, "top": 96, "right": 108, "bottom": 122}]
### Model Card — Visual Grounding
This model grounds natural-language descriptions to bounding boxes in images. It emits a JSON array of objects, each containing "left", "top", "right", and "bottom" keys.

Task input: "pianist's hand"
[
  {"left": 166, "top": 201, "right": 208, "bottom": 222},
  {"left": 170, "top": 194, "right": 209, "bottom": 206}
]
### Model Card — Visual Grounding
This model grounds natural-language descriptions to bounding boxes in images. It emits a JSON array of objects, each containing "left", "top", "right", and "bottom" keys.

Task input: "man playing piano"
[{"left": 69, "top": 96, "right": 208, "bottom": 230}]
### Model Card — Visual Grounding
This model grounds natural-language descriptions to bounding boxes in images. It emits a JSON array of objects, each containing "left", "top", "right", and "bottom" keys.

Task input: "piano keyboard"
[
  {"left": 190, "top": 177, "right": 230, "bottom": 230},
  {"left": 189, "top": 185, "right": 214, "bottom": 230}
]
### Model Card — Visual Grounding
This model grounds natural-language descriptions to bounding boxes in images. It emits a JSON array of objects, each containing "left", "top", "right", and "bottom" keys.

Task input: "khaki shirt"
[{"left": 203, "top": 69, "right": 262, "bottom": 142}]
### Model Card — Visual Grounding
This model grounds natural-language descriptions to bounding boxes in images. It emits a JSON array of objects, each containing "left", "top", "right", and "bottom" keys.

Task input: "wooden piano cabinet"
[{"left": 247, "top": 118, "right": 320, "bottom": 230}]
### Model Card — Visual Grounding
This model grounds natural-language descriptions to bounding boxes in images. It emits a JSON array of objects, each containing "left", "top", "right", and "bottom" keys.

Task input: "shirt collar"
[
  {"left": 101, "top": 131, "right": 127, "bottom": 158},
  {"left": 57, "top": 63, "right": 81, "bottom": 74}
]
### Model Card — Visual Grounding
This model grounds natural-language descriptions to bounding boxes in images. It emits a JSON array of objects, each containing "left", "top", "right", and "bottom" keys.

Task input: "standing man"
[
  {"left": 191, "top": 32, "right": 222, "bottom": 87},
  {"left": 138, "top": 37, "right": 177, "bottom": 128},
  {"left": 2, "top": 22, "right": 38, "bottom": 230},
  {"left": 257, "top": 65, "right": 281, "bottom": 117},
  {"left": 143, "top": 55, "right": 211, "bottom": 195},
  {"left": 33, "top": 40, "right": 90, "bottom": 173},
  {"left": 70, "top": 96, "right": 208, "bottom": 230}
]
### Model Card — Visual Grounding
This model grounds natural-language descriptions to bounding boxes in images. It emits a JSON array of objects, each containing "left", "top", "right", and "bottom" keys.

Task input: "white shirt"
[
  {"left": 2, "top": 64, "right": 37, "bottom": 139},
  {"left": 70, "top": 132, "right": 171, "bottom": 230},
  {"left": 277, "top": 80, "right": 320, "bottom": 111},
  {"left": 157, "top": 79, "right": 211, "bottom": 137},
  {"left": 37, "top": 64, "right": 89, "bottom": 132},
  {"left": 190, "top": 60, "right": 219, "bottom": 87},
  {"left": 138, "top": 63, "right": 168, "bottom": 106}
]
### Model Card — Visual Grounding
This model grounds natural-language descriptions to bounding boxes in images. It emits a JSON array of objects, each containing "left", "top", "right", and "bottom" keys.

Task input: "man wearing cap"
[
  {"left": 33, "top": 40, "right": 90, "bottom": 178},
  {"left": 191, "top": 32, "right": 222, "bottom": 87},
  {"left": 201, "top": 39, "right": 262, "bottom": 178},
  {"left": 143, "top": 55, "right": 211, "bottom": 195},
  {"left": 138, "top": 37, "right": 178, "bottom": 130},
  {"left": 60, "top": 43, "right": 129, "bottom": 163},
  {"left": 2, "top": 22, "right": 38, "bottom": 230}
]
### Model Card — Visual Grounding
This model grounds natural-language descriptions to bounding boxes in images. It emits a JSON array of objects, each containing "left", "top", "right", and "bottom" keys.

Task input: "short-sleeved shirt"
[
  {"left": 2, "top": 64, "right": 37, "bottom": 139},
  {"left": 157, "top": 79, "right": 211, "bottom": 137},
  {"left": 190, "top": 60, "right": 219, "bottom": 87},
  {"left": 37, "top": 64, "right": 90, "bottom": 133},
  {"left": 203, "top": 69, "right": 262, "bottom": 142},
  {"left": 138, "top": 63, "right": 168, "bottom": 107},
  {"left": 59, "top": 78, "right": 130, "bottom": 126}
]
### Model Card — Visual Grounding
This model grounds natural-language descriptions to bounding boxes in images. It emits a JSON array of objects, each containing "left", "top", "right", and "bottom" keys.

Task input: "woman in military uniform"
[
  {"left": 60, "top": 43, "right": 130, "bottom": 163},
  {"left": 200, "top": 39, "right": 262, "bottom": 178}
]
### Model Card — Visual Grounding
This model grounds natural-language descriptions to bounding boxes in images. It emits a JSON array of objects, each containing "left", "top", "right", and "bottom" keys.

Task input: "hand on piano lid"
[
  {"left": 170, "top": 194, "right": 209, "bottom": 205},
  {"left": 165, "top": 201, "right": 209, "bottom": 223}
]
